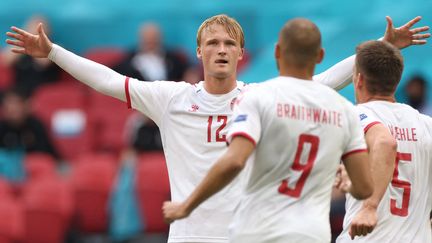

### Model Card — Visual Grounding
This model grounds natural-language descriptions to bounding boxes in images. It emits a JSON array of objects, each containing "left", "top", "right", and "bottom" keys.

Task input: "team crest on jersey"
[
  {"left": 234, "top": 114, "right": 247, "bottom": 122},
  {"left": 188, "top": 104, "right": 199, "bottom": 112},
  {"left": 360, "top": 113, "right": 368, "bottom": 121}
]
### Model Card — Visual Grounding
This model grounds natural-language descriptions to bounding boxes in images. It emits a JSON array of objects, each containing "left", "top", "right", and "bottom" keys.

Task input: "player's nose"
[{"left": 217, "top": 43, "right": 227, "bottom": 55}]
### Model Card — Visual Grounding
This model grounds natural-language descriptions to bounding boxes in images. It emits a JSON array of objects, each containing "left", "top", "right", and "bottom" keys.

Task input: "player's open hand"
[
  {"left": 349, "top": 205, "right": 377, "bottom": 240},
  {"left": 334, "top": 164, "right": 351, "bottom": 193},
  {"left": 6, "top": 23, "right": 52, "bottom": 58},
  {"left": 384, "top": 16, "right": 430, "bottom": 49},
  {"left": 162, "top": 201, "right": 190, "bottom": 224}
]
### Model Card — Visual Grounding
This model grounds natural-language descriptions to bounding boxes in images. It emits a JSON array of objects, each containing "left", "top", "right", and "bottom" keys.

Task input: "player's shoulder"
[
  {"left": 130, "top": 78, "right": 192, "bottom": 90},
  {"left": 322, "top": 86, "right": 354, "bottom": 109},
  {"left": 234, "top": 80, "right": 273, "bottom": 109},
  {"left": 161, "top": 80, "right": 204, "bottom": 95},
  {"left": 236, "top": 80, "right": 262, "bottom": 96},
  {"left": 245, "top": 76, "right": 288, "bottom": 93},
  {"left": 148, "top": 80, "right": 200, "bottom": 100},
  {"left": 418, "top": 112, "right": 432, "bottom": 128}
]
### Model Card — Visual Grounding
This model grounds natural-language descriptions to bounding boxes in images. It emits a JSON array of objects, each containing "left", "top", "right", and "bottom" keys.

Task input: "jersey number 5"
[
  {"left": 278, "top": 134, "right": 320, "bottom": 198},
  {"left": 390, "top": 152, "right": 412, "bottom": 217},
  {"left": 207, "top": 116, "right": 228, "bottom": 142}
]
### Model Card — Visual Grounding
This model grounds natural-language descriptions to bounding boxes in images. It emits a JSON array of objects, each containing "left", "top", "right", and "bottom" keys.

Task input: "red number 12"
[{"left": 207, "top": 115, "right": 228, "bottom": 142}]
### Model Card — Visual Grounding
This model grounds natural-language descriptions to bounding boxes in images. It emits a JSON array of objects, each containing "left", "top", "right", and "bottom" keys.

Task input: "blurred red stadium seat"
[
  {"left": 137, "top": 151, "right": 165, "bottom": 164},
  {"left": 22, "top": 177, "right": 73, "bottom": 243},
  {"left": 0, "top": 179, "right": 13, "bottom": 198},
  {"left": 70, "top": 154, "right": 117, "bottom": 233},
  {"left": 84, "top": 48, "right": 126, "bottom": 68},
  {"left": 24, "top": 152, "right": 57, "bottom": 180},
  {"left": 136, "top": 154, "right": 170, "bottom": 233},
  {"left": 0, "top": 59, "right": 15, "bottom": 91},
  {"left": 88, "top": 91, "right": 133, "bottom": 155},
  {"left": 0, "top": 196, "right": 24, "bottom": 243},
  {"left": 31, "top": 82, "right": 94, "bottom": 161}
]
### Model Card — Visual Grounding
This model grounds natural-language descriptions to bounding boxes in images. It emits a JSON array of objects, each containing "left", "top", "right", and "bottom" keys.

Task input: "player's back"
[
  {"left": 338, "top": 101, "right": 432, "bottom": 243},
  {"left": 230, "top": 77, "right": 364, "bottom": 243}
]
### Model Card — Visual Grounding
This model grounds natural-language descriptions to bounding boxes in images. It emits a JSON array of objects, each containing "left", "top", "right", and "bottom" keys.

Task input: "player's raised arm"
[
  {"left": 6, "top": 23, "right": 126, "bottom": 102},
  {"left": 313, "top": 16, "right": 430, "bottom": 90}
]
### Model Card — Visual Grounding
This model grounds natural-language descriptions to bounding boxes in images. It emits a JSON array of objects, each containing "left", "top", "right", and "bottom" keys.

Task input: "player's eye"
[
  {"left": 207, "top": 40, "right": 218, "bottom": 46},
  {"left": 226, "top": 40, "right": 236, "bottom": 46}
]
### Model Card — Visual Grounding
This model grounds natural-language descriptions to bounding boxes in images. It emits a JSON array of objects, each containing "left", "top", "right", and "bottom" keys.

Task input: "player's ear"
[
  {"left": 358, "top": 73, "right": 365, "bottom": 88},
  {"left": 274, "top": 43, "right": 281, "bottom": 60},
  {"left": 238, "top": 47, "right": 244, "bottom": 61},
  {"left": 316, "top": 48, "right": 324, "bottom": 64},
  {"left": 196, "top": 47, "right": 202, "bottom": 60},
  {"left": 355, "top": 72, "right": 364, "bottom": 90}
]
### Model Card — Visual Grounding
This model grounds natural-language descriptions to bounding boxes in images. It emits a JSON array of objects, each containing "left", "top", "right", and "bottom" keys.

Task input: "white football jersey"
[
  {"left": 127, "top": 79, "right": 246, "bottom": 243},
  {"left": 226, "top": 76, "right": 367, "bottom": 243},
  {"left": 337, "top": 101, "right": 432, "bottom": 243}
]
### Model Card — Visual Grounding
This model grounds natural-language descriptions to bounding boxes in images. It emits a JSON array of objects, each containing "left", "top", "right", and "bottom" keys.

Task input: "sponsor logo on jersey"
[
  {"left": 360, "top": 113, "right": 368, "bottom": 121},
  {"left": 188, "top": 104, "right": 199, "bottom": 112},
  {"left": 234, "top": 114, "right": 247, "bottom": 122}
]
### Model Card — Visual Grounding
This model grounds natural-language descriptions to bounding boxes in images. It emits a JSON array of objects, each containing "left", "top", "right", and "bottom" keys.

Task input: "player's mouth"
[{"left": 215, "top": 59, "right": 229, "bottom": 64}]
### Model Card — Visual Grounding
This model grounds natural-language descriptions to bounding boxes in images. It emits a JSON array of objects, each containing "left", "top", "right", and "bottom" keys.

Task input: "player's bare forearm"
[
  {"left": 184, "top": 137, "right": 254, "bottom": 213},
  {"left": 163, "top": 136, "right": 254, "bottom": 223},
  {"left": 184, "top": 155, "right": 243, "bottom": 212},
  {"left": 349, "top": 125, "right": 396, "bottom": 239},
  {"left": 343, "top": 151, "right": 374, "bottom": 200},
  {"left": 362, "top": 124, "right": 397, "bottom": 209}
]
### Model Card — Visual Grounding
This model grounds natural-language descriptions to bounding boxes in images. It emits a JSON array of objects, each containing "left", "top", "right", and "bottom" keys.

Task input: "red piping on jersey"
[
  {"left": 229, "top": 132, "right": 257, "bottom": 147},
  {"left": 341, "top": 149, "right": 367, "bottom": 160},
  {"left": 125, "top": 77, "right": 131, "bottom": 109},
  {"left": 364, "top": 121, "right": 381, "bottom": 134}
]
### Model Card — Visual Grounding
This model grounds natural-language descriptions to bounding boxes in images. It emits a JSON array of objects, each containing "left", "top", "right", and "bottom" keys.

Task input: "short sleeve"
[
  {"left": 227, "top": 89, "right": 261, "bottom": 146},
  {"left": 126, "top": 79, "right": 187, "bottom": 125},
  {"left": 342, "top": 102, "right": 368, "bottom": 160},
  {"left": 356, "top": 105, "right": 382, "bottom": 133}
]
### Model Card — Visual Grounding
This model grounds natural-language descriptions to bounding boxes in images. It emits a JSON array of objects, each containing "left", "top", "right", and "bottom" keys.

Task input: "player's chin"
[{"left": 211, "top": 70, "right": 232, "bottom": 79}]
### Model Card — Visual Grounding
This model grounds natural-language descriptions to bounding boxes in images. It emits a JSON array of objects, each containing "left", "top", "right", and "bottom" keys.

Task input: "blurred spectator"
[
  {"left": 330, "top": 188, "right": 346, "bottom": 243},
  {"left": 115, "top": 23, "right": 190, "bottom": 151},
  {"left": 0, "top": 87, "right": 60, "bottom": 160},
  {"left": 1, "top": 15, "right": 60, "bottom": 96},
  {"left": 404, "top": 75, "right": 432, "bottom": 116},
  {"left": 115, "top": 22, "right": 190, "bottom": 81},
  {"left": 124, "top": 112, "right": 163, "bottom": 152}
]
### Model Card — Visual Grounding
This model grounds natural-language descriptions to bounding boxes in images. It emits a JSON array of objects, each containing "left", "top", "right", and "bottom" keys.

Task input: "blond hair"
[{"left": 196, "top": 14, "right": 245, "bottom": 48}]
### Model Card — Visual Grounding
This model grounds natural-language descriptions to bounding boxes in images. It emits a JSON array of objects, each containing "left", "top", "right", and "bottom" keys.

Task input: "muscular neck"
[{"left": 203, "top": 75, "right": 238, "bottom": 95}]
